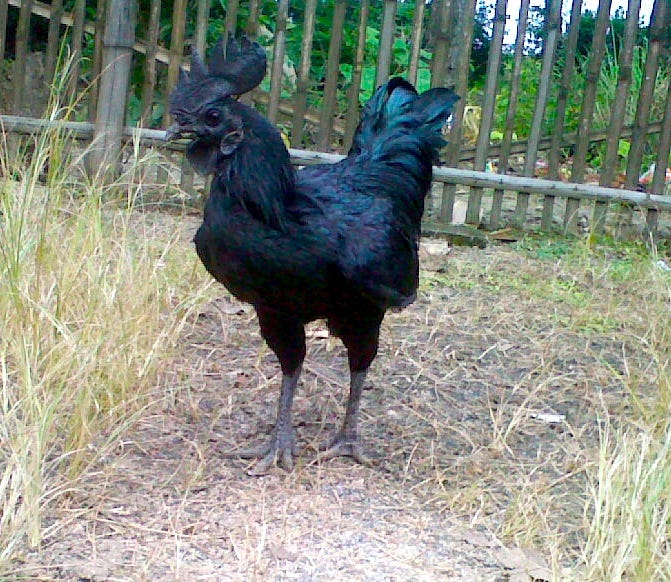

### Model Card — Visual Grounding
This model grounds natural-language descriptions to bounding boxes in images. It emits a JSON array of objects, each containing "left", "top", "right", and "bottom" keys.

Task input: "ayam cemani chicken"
[{"left": 167, "top": 36, "right": 458, "bottom": 475}]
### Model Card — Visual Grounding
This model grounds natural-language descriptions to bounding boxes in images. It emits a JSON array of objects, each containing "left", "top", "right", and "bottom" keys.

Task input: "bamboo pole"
[
  {"left": 291, "top": 0, "right": 318, "bottom": 147},
  {"left": 8, "top": 0, "right": 173, "bottom": 65},
  {"left": 466, "top": 0, "right": 506, "bottom": 225},
  {"left": 440, "top": 0, "right": 476, "bottom": 224},
  {"left": 513, "top": 0, "right": 562, "bottom": 227},
  {"left": 317, "top": 0, "right": 347, "bottom": 150},
  {"left": 407, "top": 0, "right": 426, "bottom": 86},
  {"left": 240, "top": 0, "right": 261, "bottom": 106},
  {"left": 430, "top": 0, "right": 453, "bottom": 88},
  {"left": 195, "top": 0, "right": 211, "bottom": 55},
  {"left": 87, "top": 0, "right": 106, "bottom": 123},
  {"left": 44, "top": 0, "right": 64, "bottom": 85},
  {"left": 490, "top": 0, "right": 530, "bottom": 230},
  {"left": 224, "top": 0, "right": 239, "bottom": 41},
  {"left": 245, "top": 0, "right": 261, "bottom": 40},
  {"left": 90, "top": 0, "right": 138, "bottom": 179},
  {"left": 5, "top": 113, "right": 671, "bottom": 213},
  {"left": 467, "top": 120, "right": 663, "bottom": 164},
  {"left": 650, "top": 79, "right": 671, "bottom": 197},
  {"left": 267, "top": 0, "right": 289, "bottom": 124},
  {"left": 158, "top": 0, "right": 187, "bottom": 187},
  {"left": 0, "top": 0, "right": 7, "bottom": 68},
  {"left": 344, "top": 0, "right": 371, "bottom": 149},
  {"left": 593, "top": 0, "right": 641, "bottom": 231},
  {"left": 625, "top": 0, "right": 667, "bottom": 189},
  {"left": 185, "top": 0, "right": 212, "bottom": 196},
  {"left": 542, "top": 0, "right": 582, "bottom": 231},
  {"left": 164, "top": 0, "right": 187, "bottom": 127},
  {"left": 376, "top": 0, "right": 398, "bottom": 88},
  {"left": 11, "top": 0, "right": 32, "bottom": 114},
  {"left": 566, "top": 0, "right": 612, "bottom": 231},
  {"left": 67, "top": 0, "right": 87, "bottom": 102},
  {"left": 624, "top": 0, "right": 667, "bottom": 232},
  {"left": 140, "top": 0, "right": 161, "bottom": 125}
]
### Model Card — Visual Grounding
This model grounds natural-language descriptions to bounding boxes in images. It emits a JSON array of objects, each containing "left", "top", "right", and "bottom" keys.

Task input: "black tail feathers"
[{"left": 349, "top": 78, "right": 459, "bottom": 158}]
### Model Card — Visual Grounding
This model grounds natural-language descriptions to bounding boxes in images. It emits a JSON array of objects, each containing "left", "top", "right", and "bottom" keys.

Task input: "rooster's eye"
[{"left": 204, "top": 109, "right": 221, "bottom": 127}]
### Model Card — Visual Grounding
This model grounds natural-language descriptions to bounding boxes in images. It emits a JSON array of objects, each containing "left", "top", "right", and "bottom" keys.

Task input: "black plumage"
[{"left": 168, "top": 37, "right": 459, "bottom": 474}]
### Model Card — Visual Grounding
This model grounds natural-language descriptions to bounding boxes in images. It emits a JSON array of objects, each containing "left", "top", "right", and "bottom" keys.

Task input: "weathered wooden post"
[
  {"left": 11, "top": 0, "right": 32, "bottom": 114},
  {"left": 317, "top": 0, "right": 347, "bottom": 150},
  {"left": 90, "top": 0, "right": 138, "bottom": 179},
  {"left": 375, "top": 0, "right": 398, "bottom": 88},
  {"left": 0, "top": 0, "right": 8, "bottom": 69}
]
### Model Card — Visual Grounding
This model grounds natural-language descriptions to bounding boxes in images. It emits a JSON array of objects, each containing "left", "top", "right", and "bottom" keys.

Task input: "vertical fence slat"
[
  {"left": 0, "top": 0, "right": 7, "bottom": 68},
  {"left": 407, "top": 0, "right": 426, "bottom": 86},
  {"left": 317, "top": 0, "right": 347, "bottom": 150},
  {"left": 650, "top": 78, "right": 671, "bottom": 196},
  {"left": 375, "top": 0, "right": 398, "bottom": 88},
  {"left": 569, "top": 0, "right": 612, "bottom": 181},
  {"left": 639, "top": 0, "right": 670, "bottom": 234},
  {"left": 157, "top": 0, "right": 187, "bottom": 188},
  {"left": 440, "top": 0, "right": 476, "bottom": 224},
  {"left": 593, "top": 0, "right": 641, "bottom": 232},
  {"left": 246, "top": 0, "right": 261, "bottom": 40},
  {"left": 344, "top": 0, "right": 370, "bottom": 149},
  {"left": 267, "top": 0, "right": 289, "bottom": 124},
  {"left": 225, "top": 0, "right": 240, "bottom": 41},
  {"left": 240, "top": 0, "right": 261, "bottom": 107},
  {"left": 542, "top": 0, "right": 582, "bottom": 231},
  {"left": 88, "top": 0, "right": 106, "bottom": 123},
  {"left": 513, "top": 0, "right": 562, "bottom": 227},
  {"left": 466, "top": 0, "right": 506, "bottom": 225},
  {"left": 490, "top": 0, "right": 530, "bottom": 230},
  {"left": 185, "top": 0, "right": 211, "bottom": 196},
  {"left": 195, "top": 0, "right": 211, "bottom": 55},
  {"left": 45, "top": 0, "right": 64, "bottom": 86},
  {"left": 291, "top": 0, "right": 318, "bottom": 147},
  {"left": 91, "top": 0, "right": 138, "bottom": 178},
  {"left": 566, "top": 0, "right": 612, "bottom": 230},
  {"left": 68, "top": 0, "right": 87, "bottom": 102},
  {"left": 141, "top": 0, "right": 161, "bottom": 125},
  {"left": 11, "top": 0, "right": 32, "bottom": 114},
  {"left": 430, "top": 0, "right": 453, "bottom": 88},
  {"left": 624, "top": 0, "right": 667, "bottom": 189},
  {"left": 164, "top": 0, "right": 188, "bottom": 128}
]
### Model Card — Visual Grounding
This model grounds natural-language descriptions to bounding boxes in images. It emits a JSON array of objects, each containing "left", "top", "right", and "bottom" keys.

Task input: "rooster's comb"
[{"left": 178, "top": 35, "right": 267, "bottom": 98}]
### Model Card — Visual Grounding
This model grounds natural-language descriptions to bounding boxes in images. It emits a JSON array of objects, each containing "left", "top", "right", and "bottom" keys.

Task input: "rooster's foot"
[
  {"left": 228, "top": 428, "right": 298, "bottom": 475},
  {"left": 318, "top": 433, "right": 375, "bottom": 467}
]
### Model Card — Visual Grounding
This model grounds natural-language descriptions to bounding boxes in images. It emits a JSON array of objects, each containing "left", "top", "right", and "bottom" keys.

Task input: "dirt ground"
[{"left": 12, "top": 208, "right": 649, "bottom": 581}]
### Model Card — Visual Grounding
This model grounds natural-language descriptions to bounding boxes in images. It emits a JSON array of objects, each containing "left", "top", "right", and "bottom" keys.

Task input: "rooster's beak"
[
  {"left": 165, "top": 123, "right": 195, "bottom": 141},
  {"left": 165, "top": 124, "right": 186, "bottom": 141}
]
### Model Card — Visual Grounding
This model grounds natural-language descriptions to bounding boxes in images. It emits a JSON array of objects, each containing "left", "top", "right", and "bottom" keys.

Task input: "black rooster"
[{"left": 168, "top": 37, "right": 458, "bottom": 474}]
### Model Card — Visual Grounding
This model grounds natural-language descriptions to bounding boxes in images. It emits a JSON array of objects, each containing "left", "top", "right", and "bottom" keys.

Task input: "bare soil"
[{"left": 12, "top": 209, "right": 649, "bottom": 581}]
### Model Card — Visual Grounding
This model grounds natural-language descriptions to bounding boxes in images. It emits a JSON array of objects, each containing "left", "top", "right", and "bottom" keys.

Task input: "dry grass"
[
  {"left": 0, "top": 117, "right": 212, "bottom": 571},
  {"left": 5, "top": 218, "right": 669, "bottom": 579},
  {"left": 2, "top": 94, "right": 671, "bottom": 578}
]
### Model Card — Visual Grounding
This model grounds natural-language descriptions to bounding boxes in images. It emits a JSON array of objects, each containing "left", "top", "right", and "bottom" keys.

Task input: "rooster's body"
[{"left": 169, "top": 37, "right": 458, "bottom": 474}]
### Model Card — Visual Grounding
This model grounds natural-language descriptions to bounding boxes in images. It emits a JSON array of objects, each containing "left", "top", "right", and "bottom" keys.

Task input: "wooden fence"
[{"left": 1, "top": 0, "right": 670, "bottom": 238}]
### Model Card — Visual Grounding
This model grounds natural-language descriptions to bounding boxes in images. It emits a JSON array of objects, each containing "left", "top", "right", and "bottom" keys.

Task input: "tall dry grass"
[
  {"left": 0, "top": 84, "right": 209, "bottom": 569},
  {"left": 576, "top": 252, "right": 671, "bottom": 580}
]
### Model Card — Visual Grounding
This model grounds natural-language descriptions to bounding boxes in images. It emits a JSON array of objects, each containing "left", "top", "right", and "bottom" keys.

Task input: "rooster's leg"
[
  {"left": 320, "top": 369, "right": 373, "bottom": 465},
  {"left": 234, "top": 308, "right": 305, "bottom": 475},
  {"left": 235, "top": 368, "right": 300, "bottom": 475},
  {"left": 319, "top": 317, "right": 382, "bottom": 466}
]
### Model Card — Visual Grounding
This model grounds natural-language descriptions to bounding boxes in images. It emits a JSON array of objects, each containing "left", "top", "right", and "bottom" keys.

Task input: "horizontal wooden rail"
[
  {"left": 9, "top": 0, "right": 171, "bottom": 63},
  {"left": 2, "top": 114, "right": 667, "bottom": 211},
  {"left": 457, "top": 121, "right": 664, "bottom": 162}
]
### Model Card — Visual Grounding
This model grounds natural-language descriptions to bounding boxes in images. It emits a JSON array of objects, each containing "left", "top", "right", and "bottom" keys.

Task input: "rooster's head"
[{"left": 166, "top": 36, "right": 267, "bottom": 173}]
